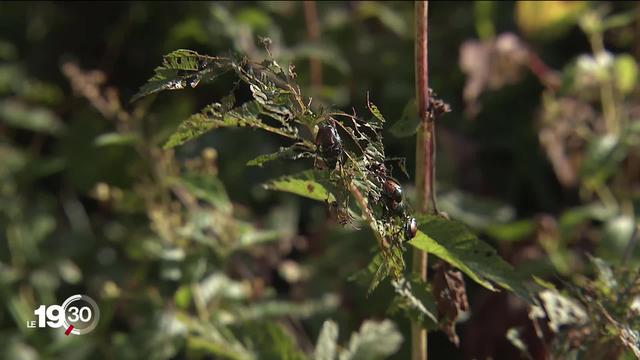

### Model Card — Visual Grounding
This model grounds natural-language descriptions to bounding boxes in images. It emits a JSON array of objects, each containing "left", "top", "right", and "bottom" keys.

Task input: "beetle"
[
  {"left": 382, "top": 177, "right": 403, "bottom": 203},
  {"left": 315, "top": 121, "right": 343, "bottom": 169},
  {"left": 387, "top": 198, "right": 406, "bottom": 217},
  {"left": 403, "top": 216, "right": 418, "bottom": 241}
]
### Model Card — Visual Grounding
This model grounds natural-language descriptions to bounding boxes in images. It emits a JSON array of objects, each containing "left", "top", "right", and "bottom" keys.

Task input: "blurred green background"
[{"left": 1, "top": 1, "right": 640, "bottom": 359}]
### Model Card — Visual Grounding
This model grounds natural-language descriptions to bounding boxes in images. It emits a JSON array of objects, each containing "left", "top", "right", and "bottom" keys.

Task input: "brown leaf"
[
  {"left": 459, "top": 33, "right": 530, "bottom": 117},
  {"left": 433, "top": 262, "right": 469, "bottom": 346}
]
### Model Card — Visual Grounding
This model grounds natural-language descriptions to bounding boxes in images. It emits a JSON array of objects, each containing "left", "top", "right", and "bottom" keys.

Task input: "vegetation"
[{"left": 1, "top": 1, "right": 640, "bottom": 359}]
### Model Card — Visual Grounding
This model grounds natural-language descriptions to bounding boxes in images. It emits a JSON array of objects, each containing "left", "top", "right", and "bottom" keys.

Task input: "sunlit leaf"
[
  {"left": 580, "top": 134, "right": 626, "bottom": 188},
  {"left": 409, "top": 215, "right": 534, "bottom": 302},
  {"left": 240, "top": 322, "right": 308, "bottom": 360},
  {"left": 0, "top": 99, "right": 63, "bottom": 134},
  {"left": 338, "top": 320, "right": 403, "bottom": 360},
  {"left": 227, "top": 294, "right": 339, "bottom": 323},
  {"left": 94, "top": 133, "right": 138, "bottom": 147},
  {"left": 131, "top": 49, "right": 229, "bottom": 102},
  {"left": 263, "top": 170, "right": 336, "bottom": 202},
  {"left": 314, "top": 320, "right": 338, "bottom": 360},
  {"left": 246, "top": 144, "right": 313, "bottom": 167},
  {"left": 163, "top": 100, "right": 299, "bottom": 149},
  {"left": 516, "top": 1, "right": 586, "bottom": 40},
  {"left": 485, "top": 220, "right": 536, "bottom": 242},
  {"left": 614, "top": 54, "right": 638, "bottom": 95}
]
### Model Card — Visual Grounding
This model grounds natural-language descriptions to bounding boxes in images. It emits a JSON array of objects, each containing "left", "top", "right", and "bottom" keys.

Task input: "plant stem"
[{"left": 413, "top": 2, "right": 431, "bottom": 360}]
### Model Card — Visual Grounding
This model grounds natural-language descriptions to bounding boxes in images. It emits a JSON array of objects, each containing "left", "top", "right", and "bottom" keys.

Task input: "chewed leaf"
[
  {"left": 246, "top": 143, "right": 314, "bottom": 167},
  {"left": 366, "top": 98, "right": 385, "bottom": 123},
  {"left": 349, "top": 254, "right": 389, "bottom": 295},
  {"left": 409, "top": 215, "right": 534, "bottom": 303},
  {"left": 390, "top": 277, "right": 438, "bottom": 325},
  {"left": 131, "top": 49, "right": 229, "bottom": 102},
  {"left": 164, "top": 100, "right": 299, "bottom": 149},
  {"left": 263, "top": 170, "right": 336, "bottom": 202}
]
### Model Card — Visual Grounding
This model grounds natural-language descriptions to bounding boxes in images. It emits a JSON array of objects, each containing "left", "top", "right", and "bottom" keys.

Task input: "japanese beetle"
[
  {"left": 315, "top": 122, "right": 343, "bottom": 169},
  {"left": 403, "top": 216, "right": 418, "bottom": 241},
  {"left": 388, "top": 199, "right": 406, "bottom": 217},
  {"left": 382, "top": 177, "right": 403, "bottom": 203}
]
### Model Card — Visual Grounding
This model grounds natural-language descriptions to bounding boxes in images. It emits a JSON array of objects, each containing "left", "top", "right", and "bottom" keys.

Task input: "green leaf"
[
  {"left": 0, "top": 99, "right": 63, "bottom": 134},
  {"left": 163, "top": 100, "right": 298, "bottom": 149},
  {"left": 286, "top": 43, "right": 350, "bottom": 74},
  {"left": 390, "top": 99, "right": 420, "bottom": 137},
  {"left": 240, "top": 322, "right": 308, "bottom": 360},
  {"left": 349, "top": 254, "right": 390, "bottom": 295},
  {"left": 357, "top": 2, "right": 409, "bottom": 38},
  {"left": 599, "top": 214, "right": 635, "bottom": 261},
  {"left": 94, "top": 132, "right": 138, "bottom": 147},
  {"left": 438, "top": 188, "right": 515, "bottom": 229},
  {"left": 246, "top": 144, "right": 312, "bottom": 167},
  {"left": 0, "top": 145, "right": 28, "bottom": 179},
  {"left": 485, "top": 220, "right": 536, "bottom": 242},
  {"left": 263, "top": 170, "right": 336, "bottom": 202},
  {"left": 338, "top": 320, "right": 402, "bottom": 360},
  {"left": 229, "top": 294, "right": 339, "bottom": 323},
  {"left": 580, "top": 134, "right": 627, "bottom": 188},
  {"left": 389, "top": 277, "right": 438, "bottom": 325},
  {"left": 180, "top": 173, "right": 231, "bottom": 213},
  {"left": 614, "top": 54, "right": 638, "bottom": 95},
  {"left": 131, "top": 49, "right": 228, "bottom": 102},
  {"left": 409, "top": 215, "right": 534, "bottom": 302},
  {"left": 314, "top": 320, "right": 338, "bottom": 360}
]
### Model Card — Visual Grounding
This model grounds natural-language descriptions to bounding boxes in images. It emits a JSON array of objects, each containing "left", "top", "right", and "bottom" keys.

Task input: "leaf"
[
  {"left": 389, "top": 277, "right": 438, "bottom": 325},
  {"left": 532, "top": 289, "right": 588, "bottom": 332},
  {"left": 614, "top": 54, "right": 638, "bottom": 95},
  {"left": 409, "top": 215, "right": 534, "bottom": 302},
  {"left": 437, "top": 188, "right": 515, "bottom": 229},
  {"left": 390, "top": 99, "right": 420, "bottom": 137},
  {"left": 600, "top": 214, "right": 635, "bottom": 260},
  {"left": 263, "top": 170, "right": 336, "bottom": 202},
  {"left": 0, "top": 99, "right": 64, "bottom": 134},
  {"left": 516, "top": 1, "right": 586, "bottom": 40},
  {"left": 180, "top": 173, "right": 232, "bottom": 213},
  {"left": 163, "top": 100, "right": 298, "bottom": 149},
  {"left": 286, "top": 43, "right": 350, "bottom": 74},
  {"left": 240, "top": 322, "right": 308, "bottom": 360},
  {"left": 349, "top": 253, "right": 390, "bottom": 295},
  {"left": 357, "top": 2, "right": 409, "bottom": 38},
  {"left": 246, "top": 144, "right": 313, "bottom": 167},
  {"left": 580, "top": 134, "right": 627, "bottom": 188},
  {"left": 485, "top": 220, "right": 536, "bottom": 242},
  {"left": 366, "top": 99, "right": 386, "bottom": 124},
  {"left": 588, "top": 255, "right": 618, "bottom": 292},
  {"left": 197, "top": 273, "right": 251, "bottom": 303},
  {"left": 338, "top": 320, "right": 402, "bottom": 360},
  {"left": 314, "top": 320, "right": 338, "bottom": 360},
  {"left": 432, "top": 263, "right": 469, "bottom": 347},
  {"left": 94, "top": 132, "right": 138, "bottom": 147},
  {"left": 228, "top": 294, "right": 339, "bottom": 323},
  {"left": 131, "top": 49, "right": 228, "bottom": 102}
]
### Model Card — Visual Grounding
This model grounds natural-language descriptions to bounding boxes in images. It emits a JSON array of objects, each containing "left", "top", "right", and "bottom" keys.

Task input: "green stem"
[{"left": 413, "top": 2, "right": 431, "bottom": 360}]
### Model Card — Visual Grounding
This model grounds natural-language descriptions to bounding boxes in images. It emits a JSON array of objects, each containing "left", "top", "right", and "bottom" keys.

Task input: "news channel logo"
[{"left": 27, "top": 294, "right": 100, "bottom": 336}]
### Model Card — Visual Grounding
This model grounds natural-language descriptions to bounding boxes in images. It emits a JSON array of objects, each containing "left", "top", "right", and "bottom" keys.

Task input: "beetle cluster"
[
  {"left": 314, "top": 117, "right": 417, "bottom": 243},
  {"left": 382, "top": 177, "right": 418, "bottom": 241}
]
